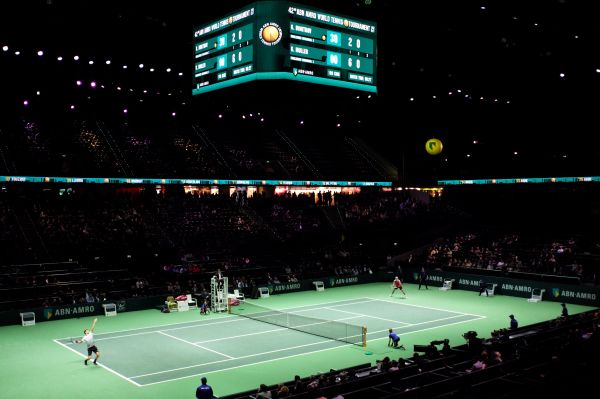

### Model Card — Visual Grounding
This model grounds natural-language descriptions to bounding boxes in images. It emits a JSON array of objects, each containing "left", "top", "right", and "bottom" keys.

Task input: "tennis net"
[{"left": 229, "top": 300, "right": 367, "bottom": 347}]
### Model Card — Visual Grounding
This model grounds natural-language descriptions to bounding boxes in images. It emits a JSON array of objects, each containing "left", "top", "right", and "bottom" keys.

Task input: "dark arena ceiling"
[{"left": 1, "top": 0, "right": 599, "bottom": 183}]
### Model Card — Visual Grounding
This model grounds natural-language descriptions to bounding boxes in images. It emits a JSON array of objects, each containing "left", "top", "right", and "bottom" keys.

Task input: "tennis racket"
[{"left": 70, "top": 337, "right": 80, "bottom": 344}]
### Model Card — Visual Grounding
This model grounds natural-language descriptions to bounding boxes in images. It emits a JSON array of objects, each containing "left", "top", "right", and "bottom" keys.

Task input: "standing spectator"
[
  {"left": 418, "top": 267, "right": 429, "bottom": 290},
  {"left": 509, "top": 314, "right": 518, "bottom": 330},
  {"left": 292, "top": 375, "right": 305, "bottom": 394},
  {"left": 196, "top": 376, "right": 214, "bottom": 399},
  {"left": 561, "top": 303, "right": 569, "bottom": 318}
]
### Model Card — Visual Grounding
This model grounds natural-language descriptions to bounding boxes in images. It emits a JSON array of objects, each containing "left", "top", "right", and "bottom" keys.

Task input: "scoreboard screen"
[{"left": 193, "top": 2, "right": 377, "bottom": 95}]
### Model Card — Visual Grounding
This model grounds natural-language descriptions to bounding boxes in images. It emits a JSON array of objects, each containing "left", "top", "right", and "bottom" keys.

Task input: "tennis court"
[
  {"left": 4, "top": 282, "right": 595, "bottom": 399},
  {"left": 54, "top": 297, "right": 484, "bottom": 386}
]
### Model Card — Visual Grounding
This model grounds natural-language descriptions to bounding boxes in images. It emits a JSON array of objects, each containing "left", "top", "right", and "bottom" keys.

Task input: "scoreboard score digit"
[
  {"left": 193, "top": 2, "right": 377, "bottom": 95},
  {"left": 286, "top": 4, "right": 377, "bottom": 89},
  {"left": 193, "top": 6, "right": 256, "bottom": 92}
]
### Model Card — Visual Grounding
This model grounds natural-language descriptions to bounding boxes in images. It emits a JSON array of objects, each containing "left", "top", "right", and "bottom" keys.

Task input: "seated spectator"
[
  {"left": 256, "top": 384, "right": 272, "bottom": 398},
  {"left": 275, "top": 383, "right": 289, "bottom": 397},
  {"left": 488, "top": 351, "right": 503, "bottom": 366},
  {"left": 468, "top": 351, "right": 488, "bottom": 372},
  {"left": 441, "top": 339, "right": 452, "bottom": 355}
]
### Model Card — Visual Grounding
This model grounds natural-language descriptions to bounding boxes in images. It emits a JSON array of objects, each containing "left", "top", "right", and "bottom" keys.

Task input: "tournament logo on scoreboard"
[{"left": 259, "top": 22, "right": 283, "bottom": 46}]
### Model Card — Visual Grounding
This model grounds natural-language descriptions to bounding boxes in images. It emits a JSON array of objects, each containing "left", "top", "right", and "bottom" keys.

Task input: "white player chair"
[
  {"left": 186, "top": 294, "right": 198, "bottom": 309},
  {"left": 440, "top": 279, "right": 454, "bottom": 291},
  {"left": 528, "top": 288, "right": 545, "bottom": 303},
  {"left": 484, "top": 283, "right": 498, "bottom": 297},
  {"left": 233, "top": 289, "right": 245, "bottom": 300},
  {"left": 20, "top": 312, "right": 35, "bottom": 326},
  {"left": 102, "top": 303, "right": 117, "bottom": 316}
]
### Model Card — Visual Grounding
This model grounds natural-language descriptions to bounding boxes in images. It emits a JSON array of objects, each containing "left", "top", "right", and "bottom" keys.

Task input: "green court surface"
[{"left": 0, "top": 282, "right": 596, "bottom": 399}]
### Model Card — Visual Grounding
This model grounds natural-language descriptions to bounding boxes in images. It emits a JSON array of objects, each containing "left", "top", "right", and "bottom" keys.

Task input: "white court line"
[
  {"left": 131, "top": 317, "right": 370, "bottom": 378},
  {"left": 136, "top": 338, "right": 354, "bottom": 386},
  {"left": 324, "top": 307, "right": 412, "bottom": 326},
  {"left": 132, "top": 314, "right": 485, "bottom": 386},
  {"left": 192, "top": 315, "right": 363, "bottom": 344},
  {"left": 365, "top": 297, "right": 486, "bottom": 318},
  {"left": 285, "top": 299, "right": 377, "bottom": 314},
  {"left": 53, "top": 299, "right": 373, "bottom": 343},
  {"left": 275, "top": 297, "right": 374, "bottom": 312},
  {"left": 55, "top": 298, "right": 485, "bottom": 387},
  {"left": 396, "top": 313, "right": 480, "bottom": 329},
  {"left": 130, "top": 334, "right": 350, "bottom": 380},
  {"left": 53, "top": 315, "right": 236, "bottom": 341},
  {"left": 157, "top": 331, "right": 234, "bottom": 359},
  {"left": 52, "top": 339, "right": 142, "bottom": 387},
  {"left": 59, "top": 317, "right": 264, "bottom": 343},
  {"left": 135, "top": 316, "right": 486, "bottom": 386},
  {"left": 55, "top": 300, "right": 373, "bottom": 344},
  {"left": 369, "top": 315, "right": 487, "bottom": 342},
  {"left": 362, "top": 315, "right": 483, "bottom": 336}
]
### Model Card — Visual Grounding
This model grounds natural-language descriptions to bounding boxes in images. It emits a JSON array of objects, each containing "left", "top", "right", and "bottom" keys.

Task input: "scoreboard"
[{"left": 193, "top": 1, "right": 377, "bottom": 95}]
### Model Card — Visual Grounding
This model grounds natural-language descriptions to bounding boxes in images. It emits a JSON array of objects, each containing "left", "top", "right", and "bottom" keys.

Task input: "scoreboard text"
[{"left": 193, "top": 2, "right": 377, "bottom": 95}]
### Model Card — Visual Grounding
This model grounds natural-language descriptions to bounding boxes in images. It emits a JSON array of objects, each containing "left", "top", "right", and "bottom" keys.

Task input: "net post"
[{"left": 362, "top": 325, "right": 367, "bottom": 348}]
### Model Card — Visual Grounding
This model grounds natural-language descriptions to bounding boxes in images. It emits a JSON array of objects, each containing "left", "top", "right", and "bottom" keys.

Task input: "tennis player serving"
[
  {"left": 390, "top": 276, "right": 406, "bottom": 297},
  {"left": 75, "top": 318, "right": 100, "bottom": 365}
]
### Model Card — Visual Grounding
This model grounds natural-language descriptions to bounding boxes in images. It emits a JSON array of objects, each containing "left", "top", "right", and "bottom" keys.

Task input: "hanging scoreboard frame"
[{"left": 193, "top": 2, "right": 377, "bottom": 95}]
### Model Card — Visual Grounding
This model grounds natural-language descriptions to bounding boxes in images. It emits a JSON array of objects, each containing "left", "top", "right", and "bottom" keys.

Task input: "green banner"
[{"left": 401, "top": 267, "right": 600, "bottom": 306}]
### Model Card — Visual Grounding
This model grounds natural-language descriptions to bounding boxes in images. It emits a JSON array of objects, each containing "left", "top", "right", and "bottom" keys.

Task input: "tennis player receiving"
[
  {"left": 390, "top": 276, "right": 406, "bottom": 297},
  {"left": 76, "top": 318, "right": 100, "bottom": 365}
]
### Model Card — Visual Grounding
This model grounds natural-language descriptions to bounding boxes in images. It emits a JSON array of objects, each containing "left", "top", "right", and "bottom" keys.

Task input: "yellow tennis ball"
[{"left": 425, "top": 138, "right": 443, "bottom": 155}]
